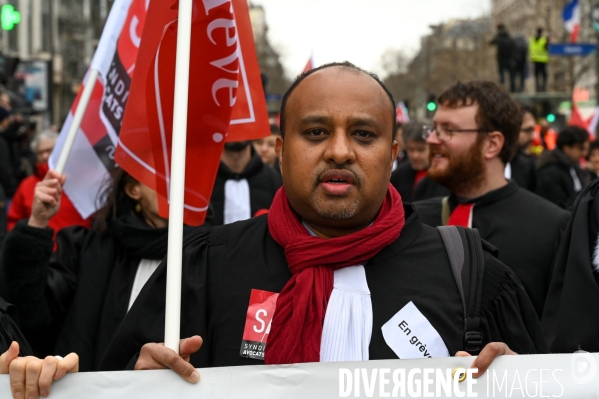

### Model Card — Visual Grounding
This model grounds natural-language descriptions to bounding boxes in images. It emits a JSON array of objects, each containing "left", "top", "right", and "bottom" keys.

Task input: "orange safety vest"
[{"left": 531, "top": 124, "right": 557, "bottom": 155}]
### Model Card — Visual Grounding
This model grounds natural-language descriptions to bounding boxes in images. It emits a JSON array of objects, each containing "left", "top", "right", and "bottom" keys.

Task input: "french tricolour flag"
[{"left": 563, "top": 0, "right": 581, "bottom": 43}]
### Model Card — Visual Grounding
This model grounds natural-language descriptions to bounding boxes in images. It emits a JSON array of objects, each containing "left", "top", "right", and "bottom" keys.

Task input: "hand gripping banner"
[{"left": 1, "top": 354, "right": 598, "bottom": 398}]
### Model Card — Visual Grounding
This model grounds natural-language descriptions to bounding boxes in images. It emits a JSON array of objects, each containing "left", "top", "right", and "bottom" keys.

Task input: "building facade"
[
  {"left": 384, "top": 17, "right": 496, "bottom": 119},
  {"left": 0, "top": 0, "right": 111, "bottom": 127},
  {"left": 492, "top": 0, "right": 597, "bottom": 96}
]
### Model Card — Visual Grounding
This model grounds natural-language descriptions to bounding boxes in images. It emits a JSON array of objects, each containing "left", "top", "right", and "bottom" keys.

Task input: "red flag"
[
  {"left": 115, "top": 0, "right": 269, "bottom": 226},
  {"left": 303, "top": 53, "right": 314, "bottom": 73},
  {"left": 570, "top": 102, "right": 588, "bottom": 129}
]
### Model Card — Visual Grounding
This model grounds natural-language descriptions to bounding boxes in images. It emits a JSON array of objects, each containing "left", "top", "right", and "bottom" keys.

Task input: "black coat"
[
  {"left": 536, "top": 149, "right": 592, "bottom": 209},
  {"left": 490, "top": 31, "right": 515, "bottom": 62},
  {"left": 0, "top": 297, "right": 33, "bottom": 356},
  {"left": 0, "top": 134, "right": 18, "bottom": 198},
  {"left": 509, "top": 152, "right": 537, "bottom": 192},
  {"left": 0, "top": 216, "right": 192, "bottom": 371},
  {"left": 98, "top": 205, "right": 548, "bottom": 371},
  {"left": 542, "top": 178, "right": 599, "bottom": 352},
  {"left": 210, "top": 150, "right": 282, "bottom": 226},
  {"left": 414, "top": 181, "right": 570, "bottom": 317},
  {"left": 390, "top": 162, "right": 449, "bottom": 202}
]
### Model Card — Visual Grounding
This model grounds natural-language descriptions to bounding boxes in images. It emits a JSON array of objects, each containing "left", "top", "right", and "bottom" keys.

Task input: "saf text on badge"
[
  {"left": 382, "top": 301, "right": 449, "bottom": 359},
  {"left": 239, "top": 289, "right": 279, "bottom": 360}
]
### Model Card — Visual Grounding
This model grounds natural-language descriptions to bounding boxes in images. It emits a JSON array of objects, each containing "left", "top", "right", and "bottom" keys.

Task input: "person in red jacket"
[{"left": 7, "top": 130, "right": 90, "bottom": 236}]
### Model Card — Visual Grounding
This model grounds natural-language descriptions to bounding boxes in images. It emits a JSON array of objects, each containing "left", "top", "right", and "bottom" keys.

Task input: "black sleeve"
[
  {"left": 412, "top": 198, "right": 444, "bottom": 227},
  {"left": 0, "top": 221, "right": 88, "bottom": 356},
  {"left": 0, "top": 138, "right": 18, "bottom": 197},
  {"left": 542, "top": 179, "right": 599, "bottom": 352},
  {"left": 479, "top": 255, "right": 549, "bottom": 355},
  {"left": 535, "top": 167, "right": 570, "bottom": 208},
  {"left": 97, "top": 227, "right": 211, "bottom": 371},
  {"left": 0, "top": 297, "right": 34, "bottom": 356}
]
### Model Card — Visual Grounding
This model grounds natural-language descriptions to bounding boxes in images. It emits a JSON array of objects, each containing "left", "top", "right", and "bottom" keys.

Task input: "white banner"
[{"left": 1, "top": 353, "right": 597, "bottom": 398}]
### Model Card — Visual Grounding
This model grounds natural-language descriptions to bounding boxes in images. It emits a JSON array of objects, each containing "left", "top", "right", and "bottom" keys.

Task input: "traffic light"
[
  {"left": 546, "top": 113, "right": 556, "bottom": 123},
  {"left": 426, "top": 94, "right": 437, "bottom": 113},
  {"left": 1, "top": 4, "right": 20, "bottom": 31}
]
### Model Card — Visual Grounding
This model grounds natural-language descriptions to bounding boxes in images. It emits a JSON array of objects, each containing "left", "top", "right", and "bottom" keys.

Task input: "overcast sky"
[{"left": 252, "top": 0, "right": 492, "bottom": 79}]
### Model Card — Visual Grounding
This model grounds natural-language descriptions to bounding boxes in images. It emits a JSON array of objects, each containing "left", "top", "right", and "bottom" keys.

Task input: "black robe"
[
  {"left": 0, "top": 216, "right": 192, "bottom": 371},
  {"left": 536, "top": 149, "right": 593, "bottom": 209},
  {"left": 98, "top": 205, "right": 547, "bottom": 371},
  {"left": 542, "top": 177, "right": 599, "bottom": 352},
  {"left": 390, "top": 162, "right": 449, "bottom": 202},
  {"left": 509, "top": 152, "right": 537, "bottom": 192},
  {"left": 414, "top": 181, "right": 570, "bottom": 318},
  {"left": 0, "top": 297, "right": 33, "bottom": 356},
  {"left": 210, "top": 150, "right": 282, "bottom": 226}
]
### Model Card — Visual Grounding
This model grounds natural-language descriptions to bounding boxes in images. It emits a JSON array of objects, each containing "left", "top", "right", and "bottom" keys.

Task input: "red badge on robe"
[{"left": 240, "top": 289, "right": 279, "bottom": 360}]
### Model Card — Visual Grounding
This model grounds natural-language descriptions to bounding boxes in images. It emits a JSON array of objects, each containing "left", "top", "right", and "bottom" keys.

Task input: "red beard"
[{"left": 427, "top": 137, "right": 486, "bottom": 194}]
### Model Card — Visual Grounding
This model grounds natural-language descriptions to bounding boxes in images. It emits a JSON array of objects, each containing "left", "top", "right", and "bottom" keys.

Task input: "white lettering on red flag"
[
  {"left": 115, "top": 0, "right": 269, "bottom": 226},
  {"left": 49, "top": 0, "right": 148, "bottom": 218}
]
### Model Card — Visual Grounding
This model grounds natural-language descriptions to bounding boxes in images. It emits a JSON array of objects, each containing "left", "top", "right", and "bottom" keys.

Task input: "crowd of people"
[
  {"left": 490, "top": 24, "right": 549, "bottom": 93},
  {"left": 0, "top": 62, "right": 598, "bottom": 398}
]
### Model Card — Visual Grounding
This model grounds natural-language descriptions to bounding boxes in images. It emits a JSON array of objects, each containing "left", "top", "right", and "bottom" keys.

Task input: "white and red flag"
[
  {"left": 395, "top": 102, "right": 410, "bottom": 124},
  {"left": 570, "top": 102, "right": 598, "bottom": 139},
  {"left": 303, "top": 52, "right": 315, "bottom": 73},
  {"left": 563, "top": 0, "right": 581, "bottom": 43},
  {"left": 49, "top": 0, "right": 148, "bottom": 219},
  {"left": 115, "top": 0, "right": 269, "bottom": 226}
]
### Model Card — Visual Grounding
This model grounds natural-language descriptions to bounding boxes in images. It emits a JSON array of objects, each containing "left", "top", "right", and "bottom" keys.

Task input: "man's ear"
[
  {"left": 275, "top": 135, "right": 284, "bottom": 177},
  {"left": 484, "top": 131, "right": 505, "bottom": 160},
  {"left": 124, "top": 181, "right": 142, "bottom": 201}
]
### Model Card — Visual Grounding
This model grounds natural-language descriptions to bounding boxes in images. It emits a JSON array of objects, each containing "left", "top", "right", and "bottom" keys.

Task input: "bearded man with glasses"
[
  {"left": 502, "top": 104, "right": 538, "bottom": 192},
  {"left": 414, "top": 81, "right": 570, "bottom": 320}
]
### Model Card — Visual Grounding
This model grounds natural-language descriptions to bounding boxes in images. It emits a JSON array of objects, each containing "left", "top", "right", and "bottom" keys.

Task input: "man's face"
[
  {"left": 224, "top": 141, "right": 251, "bottom": 152},
  {"left": 589, "top": 149, "right": 599, "bottom": 172},
  {"left": 0, "top": 94, "right": 11, "bottom": 110},
  {"left": 277, "top": 68, "right": 398, "bottom": 236},
  {"left": 395, "top": 127, "right": 405, "bottom": 152},
  {"left": 253, "top": 135, "right": 278, "bottom": 166},
  {"left": 519, "top": 111, "right": 535, "bottom": 151},
  {"left": 427, "top": 104, "right": 486, "bottom": 193},
  {"left": 406, "top": 140, "right": 430, "bottom": 171},
  {"left": 563, "top": 141, "right": 590, "bottom": 164},
  {"left": 36, "top": 137, "right": 55, "bottom": 164}
]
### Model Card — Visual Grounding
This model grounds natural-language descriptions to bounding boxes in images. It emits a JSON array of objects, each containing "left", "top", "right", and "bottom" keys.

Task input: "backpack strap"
[
  {"left": 441, "top": 196, "right": 450, "bottom": 225},
  {"left": 437, "top": 225, "right": 485, "bottom": 354}
]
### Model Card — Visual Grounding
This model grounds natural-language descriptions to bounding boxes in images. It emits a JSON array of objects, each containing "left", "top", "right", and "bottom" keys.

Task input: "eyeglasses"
[
  {"left": 36, "top": 148, "right": 53, "bottom": 156},
  {"left": 520, "top": 127, "right": 535, "bottom": 135},
  {"left": 422, "top": 125, "right": 491, "bottom": 142}
]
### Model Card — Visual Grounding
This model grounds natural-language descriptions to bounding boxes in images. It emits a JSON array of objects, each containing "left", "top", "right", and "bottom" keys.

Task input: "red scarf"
[
  {"left": 36, "top": 162, "right": 50, "bottom": 179},
  {"left": 264, "top": 184, "right": 405, "bottom": 364}
]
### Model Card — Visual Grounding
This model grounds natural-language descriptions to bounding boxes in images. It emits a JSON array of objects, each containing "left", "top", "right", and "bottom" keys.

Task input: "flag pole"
[
  {"left": 54, "top": 69, "right": 99, "bottom": 174},
  {"left": 164, "top": 0, "right": 193, "bottom": 353}
]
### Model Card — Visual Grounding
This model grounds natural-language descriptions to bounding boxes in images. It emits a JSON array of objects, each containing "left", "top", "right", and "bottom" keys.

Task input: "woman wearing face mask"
[
  {"left": 0, "top": 167, "right": 201, "bottom": 371},
  {"left": 6, "top": 130, "right": 90, "bottom": 237}
]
